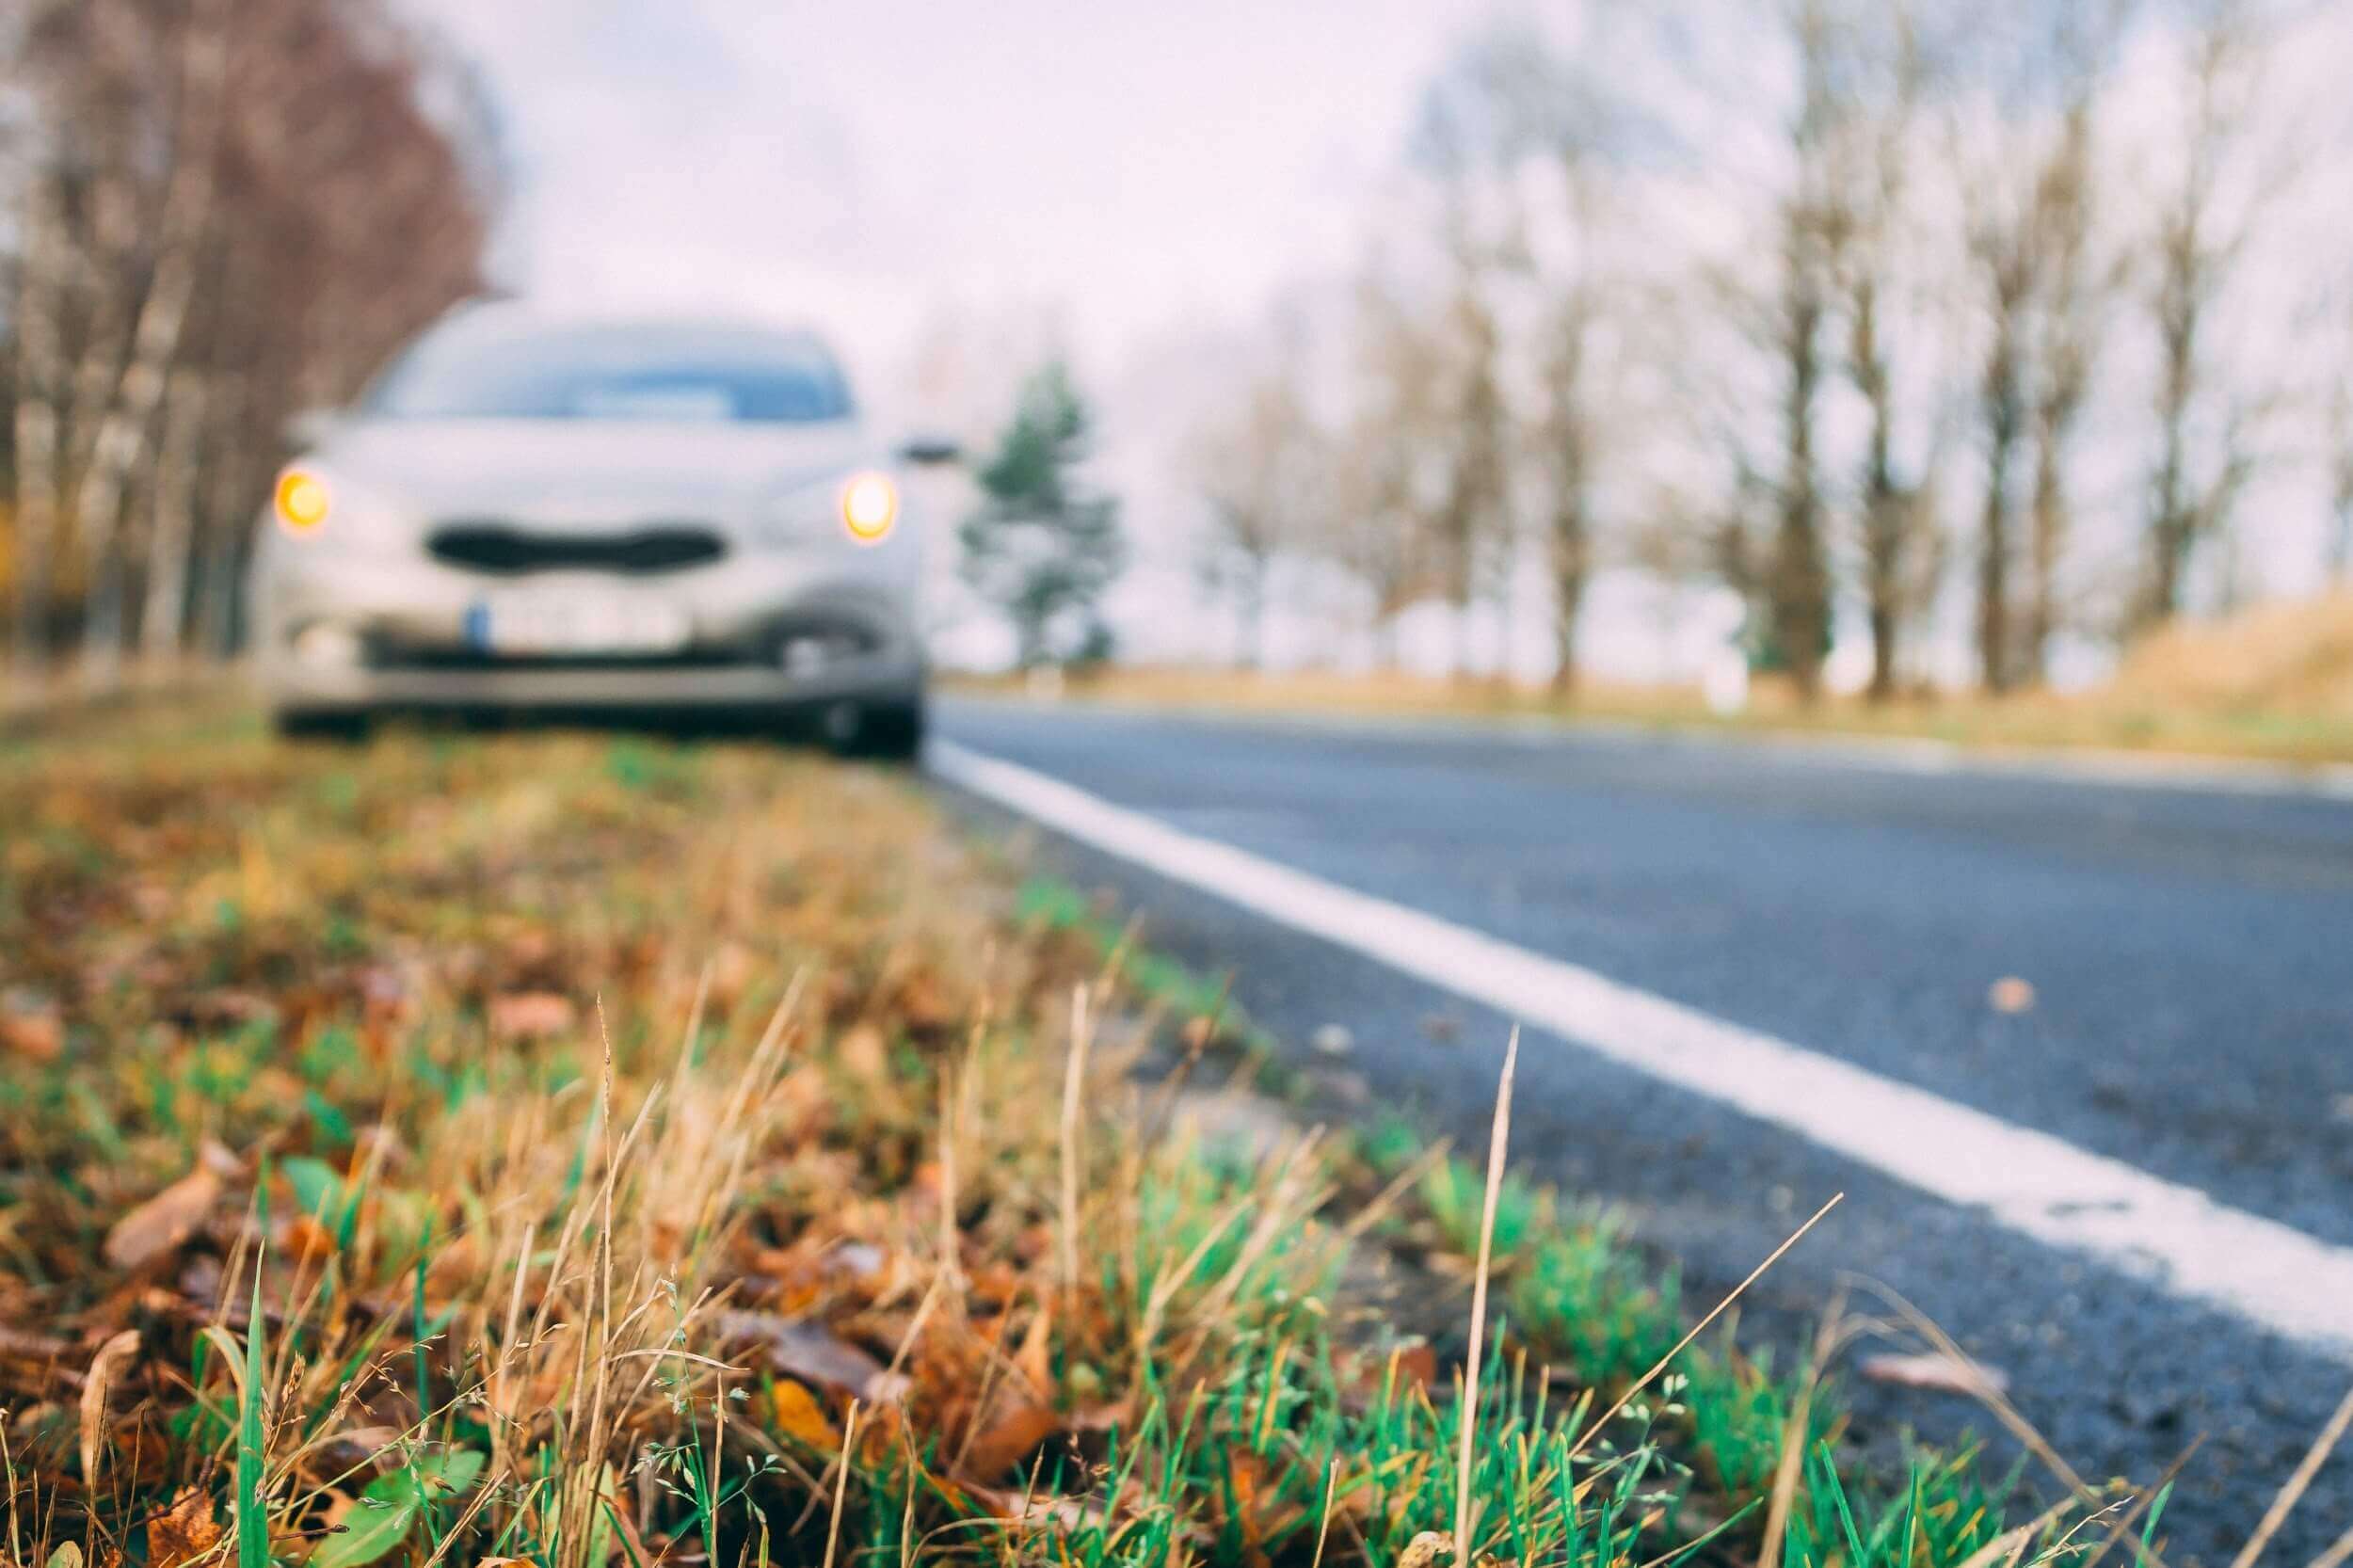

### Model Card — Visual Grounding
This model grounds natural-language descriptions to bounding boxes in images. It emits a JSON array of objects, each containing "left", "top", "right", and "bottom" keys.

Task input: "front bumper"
[{"left": 256, "top": 547, "right": 922, "bottom": 715}]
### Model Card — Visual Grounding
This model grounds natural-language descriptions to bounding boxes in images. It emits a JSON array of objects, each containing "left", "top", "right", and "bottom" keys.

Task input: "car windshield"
[{"left": 364, "top": 320, "right": 853, "bottom": 423}]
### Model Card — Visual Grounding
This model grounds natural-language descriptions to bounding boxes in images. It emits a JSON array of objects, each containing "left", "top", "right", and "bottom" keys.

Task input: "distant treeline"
[
  {"left": 1, "top": 0, "right": 494, "bottom": 691},
  {"left": 1185, "top": 0, "right": 2353, "bottom": 696}
]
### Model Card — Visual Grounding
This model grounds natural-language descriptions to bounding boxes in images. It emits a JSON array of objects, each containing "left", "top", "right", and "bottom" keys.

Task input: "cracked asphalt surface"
[{"left": 931, "top": 694, "right": 2353, "bottom": 1565}]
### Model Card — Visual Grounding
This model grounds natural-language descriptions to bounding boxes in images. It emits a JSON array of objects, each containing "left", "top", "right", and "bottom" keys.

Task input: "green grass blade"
[{"left": 238, "top": 1258, "right": 269, "bottom": 1568}]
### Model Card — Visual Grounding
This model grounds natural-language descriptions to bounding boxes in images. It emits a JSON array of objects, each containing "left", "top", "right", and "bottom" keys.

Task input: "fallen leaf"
[
  {"left": 0, "top": 1324, "right": 73, "bottom": 1364},
  {"left": 1398, "top": 1531, "right": 1454, "bottom": 1568},
  {"left": 838, "top": 1022, "right": 888, "bottom": 1084},
  {"left": 1226, "top": 1450, "right": 1273, "bottom": 1567},
  {"left": 716, "top": 1309, "right": 891, "bottom": 1399},
  {"left": 957, "top": 1399, "right": 1061, "bottom": 1481},
  {"left": 315, "top": 1426, "right": 406, "bottom": 1471},
  {"left": 1988, "top": 977, "right": 2036, "bottom": 1015},
  {"left": 104, "top": 1164, "right": 224, "bottom": 1271},
  {"left": 1343, "top": 1343, "right": 1437, "bottom": 1403},
  {"left": 488, "top": 991, "right": 574, "bottom": 1041},
  {"left": 148, "top": 1487, "right": 225, "bottom": 1568},
  {"left": 1, "top": 990, "right": 63, "bottom": 1062},
  {"left": 187, "top": 988, "right": 279, "bottom": 1029},
  {"left": 1860, "top": 1351, "right": 2009, "bottom": 1399},
  {"left": 284, "top": 1215, "right": 340, "bottom": 1264},
  {"left": 765, "top": 1379, "right": 841, "bottom": 1448},
  {"left": 1013, "top": 1304, "right": 1054, "bottom": 1400},
  {"left": 79, "top": 1329, "right": 142, "bottom": 1486}
]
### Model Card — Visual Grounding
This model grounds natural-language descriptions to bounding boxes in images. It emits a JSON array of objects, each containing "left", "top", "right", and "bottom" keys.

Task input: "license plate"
[{"left": 464, "top": 591, "right": 690, "bottom": 655}]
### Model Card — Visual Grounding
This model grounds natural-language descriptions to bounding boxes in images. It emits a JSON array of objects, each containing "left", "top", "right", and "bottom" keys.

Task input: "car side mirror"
[
  {"left": 284, "top": 408, "right": 342, "bottom": 450},
  {"left": 896, "top": 433, "right": 962, "bottom": 466}
]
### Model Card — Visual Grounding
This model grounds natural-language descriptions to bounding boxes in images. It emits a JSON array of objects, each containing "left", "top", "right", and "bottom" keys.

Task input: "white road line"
[{"left": 930, "top": 737, "right": 2353, "bottom": 1359}]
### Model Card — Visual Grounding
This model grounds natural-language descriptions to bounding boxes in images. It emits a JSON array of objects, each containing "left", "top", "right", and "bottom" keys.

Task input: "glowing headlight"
[
  {"left": 840, "top": 472, "right": 898, "bottom": 543},
  {"left": 275, "top": 468, "right": 331, "bottom": 535}
]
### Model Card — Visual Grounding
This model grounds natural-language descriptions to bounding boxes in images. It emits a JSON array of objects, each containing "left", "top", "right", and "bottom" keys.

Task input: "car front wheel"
[
  {"left": 842, "top": 695, "right": 924, "bottom": 761},
  {"left": 272, "top": 709, "right": 373, "bottom": 745}
]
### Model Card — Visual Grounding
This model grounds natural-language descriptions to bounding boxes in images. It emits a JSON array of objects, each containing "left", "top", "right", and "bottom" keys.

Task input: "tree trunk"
[
  {"left": 140, "top": 371, "right": 206, "bottom": 664},
  {"left": 1452, "top": 586, "right": 1476, "bottom": 684},
  {"left": 1551, "top": 568, "right": 1584, "bottom": 698},
  {"left": 63, "top": 0, "right": 148, "bottom": 492},
  {"left": 1238, "top": 563, "right": 1266, "bottom": 673},
  {"left": 2141, "top": 404, "right": 2193, "bottom": 630},
  {"left": 196, "top": 523, "right": 247, "bottom": 660},
  {"left": 9, "top": 170, "right": 69, "bottom": 693},
  {"left": 189, "top": 362, "right": 257, "bottom": 661},
  {"left": 1492, "top": 533, "right": 1517, "bottom": 691},
  {"left": 1978, "top": 313, "right": 2023, "bottom": 692},
  {"left": 2024, "top": 417, "right": 2066, "bottom": 683},
  {"left": 1773, "top": 277, "right": 1830, "bottom": 701},
  {"left": 1851, "top": 279, "right": 1903, "bottom": 705},
  {"left": 1550, "top": 501, "right": 1589, "bottom": 697}
]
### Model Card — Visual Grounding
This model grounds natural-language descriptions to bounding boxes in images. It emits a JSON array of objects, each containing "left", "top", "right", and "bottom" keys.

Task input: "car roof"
[{"left": 423, "top": 299, "right": 836, "bottom": 359}]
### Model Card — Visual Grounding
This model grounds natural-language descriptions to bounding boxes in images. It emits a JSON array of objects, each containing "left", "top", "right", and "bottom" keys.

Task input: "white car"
[{"left": 252, "top": 304, "right": 949, "bottom": 755}]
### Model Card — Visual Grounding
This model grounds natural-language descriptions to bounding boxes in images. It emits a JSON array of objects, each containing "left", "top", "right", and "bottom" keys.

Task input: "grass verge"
[{"left": 0, "top": 703, "right": 2161, "bottom": 1566}]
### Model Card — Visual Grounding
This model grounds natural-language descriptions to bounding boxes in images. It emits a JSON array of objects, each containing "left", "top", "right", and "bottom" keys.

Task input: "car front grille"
[{"left": 427, "top": 522, "right": 728, "bottom": 575}]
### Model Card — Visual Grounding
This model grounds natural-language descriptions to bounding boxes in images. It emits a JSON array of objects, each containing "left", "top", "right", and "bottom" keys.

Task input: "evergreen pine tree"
[{"left": 957, "top": 362, "right": 1126, "bottom": 668}]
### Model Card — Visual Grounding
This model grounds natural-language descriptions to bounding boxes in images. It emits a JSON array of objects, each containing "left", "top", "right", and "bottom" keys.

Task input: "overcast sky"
[
  {"left": 404, "top": 0, "right": 2352, "bottom": 681},
  {"left": 409, "top": 0, "right": 1466, "bottom": 398}
]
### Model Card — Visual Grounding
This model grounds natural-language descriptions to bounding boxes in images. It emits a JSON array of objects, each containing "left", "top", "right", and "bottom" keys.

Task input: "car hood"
[{"left": 315, "top": 418, "right": 873, "bottom": 525}]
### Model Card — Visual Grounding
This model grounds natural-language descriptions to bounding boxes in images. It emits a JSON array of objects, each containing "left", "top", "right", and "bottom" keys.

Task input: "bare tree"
[
  {"left": 1441, "top": 281, "right": 1512, "bottom": 681},
  {"left": 1331, "top": 415, "right": 1437, "bottom": 671},
  {"left": 1537, "top": 280, "right": 1600, "bottom": 695},
  {"left": 1525, "top": 64, "right": 1636, "bottom": 697},
  {"left": 1330, "top": 284, "right": 1452, "bottom": 667},
  {"left": 4, "top": 0, "right": 491, "bottom": 684},
  {"left": 2021, "top": 27, "right": 2124, "bottom": 680},
  {"left": 1409, "top": 47, "right": 1525, "bottom": 683},
  {"left": 1762, "top": 0, "right": 1839, "bottom": 700},
  {"left": 61, "top": 0, "right": 152, "bottom": 494},
  {"left": 2135, "top": 0, "right": 2275, "bottom": 630},
  {"left": 137, "top": 368, "right": 205, "bottom": 662},
  {"left": 72, "top": 0, "right": 232, "bottom": 686},
  {"left": 1822, "top": 2, "right": 1940, "bottom": 701},
  {"left": 1956, "top": 90, "right": 2042, "bottom": 693},
  {"left": 1946, "top": 2, "right": 2124, "bottom": 690},
  {"left": 1191, "top": 362, "right": 1324, "bottom": 670}
]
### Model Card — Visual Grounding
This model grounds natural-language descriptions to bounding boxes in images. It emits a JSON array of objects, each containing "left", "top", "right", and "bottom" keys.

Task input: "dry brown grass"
[
  {"left": 0, "top": 701, "right": 2206, "bottom": 1568},
  {"left": 955, "top": 598, "right": 2353, "bottom": 768},
  {"left": 2106, "top": 592, "right": 2353, "bottom": 712}
]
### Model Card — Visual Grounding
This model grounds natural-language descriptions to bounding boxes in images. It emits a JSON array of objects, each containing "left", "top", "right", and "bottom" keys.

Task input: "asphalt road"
[{"left": 929, "top": 694, "right": 2353, "bottom": 1565}]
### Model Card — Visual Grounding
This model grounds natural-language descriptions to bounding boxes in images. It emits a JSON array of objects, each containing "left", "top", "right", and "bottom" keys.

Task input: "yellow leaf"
[{"left": 767, "top": 1379, "right": 841, "bottom": 1449}]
